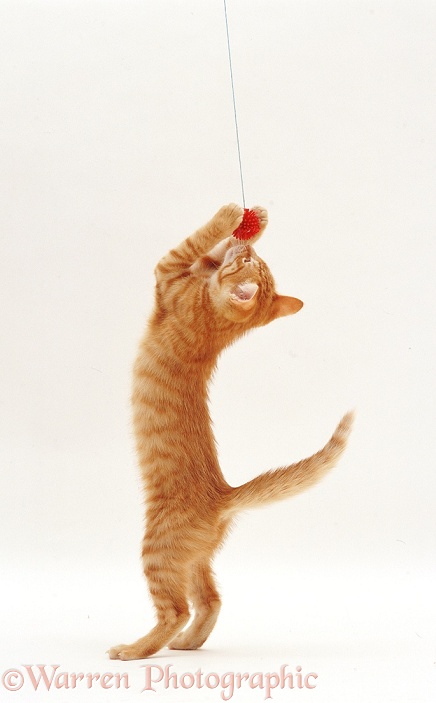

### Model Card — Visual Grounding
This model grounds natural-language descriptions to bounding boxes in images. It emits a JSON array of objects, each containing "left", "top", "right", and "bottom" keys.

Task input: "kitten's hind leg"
[
  {"left": 168, "top": 559, "right": 221, "bottom": 651},
  {"left": 108, "top": 566, "right": 190, "bottom": 661}
]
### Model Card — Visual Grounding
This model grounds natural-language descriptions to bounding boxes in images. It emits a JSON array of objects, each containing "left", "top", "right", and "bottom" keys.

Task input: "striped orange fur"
[{"left": 108, "top": 204, "right": 353, "bottom": 660}]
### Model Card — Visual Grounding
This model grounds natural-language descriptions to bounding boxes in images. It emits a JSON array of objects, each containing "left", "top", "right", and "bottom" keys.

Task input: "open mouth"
[{"left": 230, "top": 282, "right": 259, "bottom": 301}]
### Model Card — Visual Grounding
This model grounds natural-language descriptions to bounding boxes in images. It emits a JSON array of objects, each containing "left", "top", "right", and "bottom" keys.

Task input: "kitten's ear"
[{"left": 270, "top": 295, "right": 304, "bottom": 320}]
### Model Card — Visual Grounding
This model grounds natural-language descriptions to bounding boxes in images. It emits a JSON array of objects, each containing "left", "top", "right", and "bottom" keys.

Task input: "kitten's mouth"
[{"left": 230, "top": 282, "right": 258, "bottom": 302}]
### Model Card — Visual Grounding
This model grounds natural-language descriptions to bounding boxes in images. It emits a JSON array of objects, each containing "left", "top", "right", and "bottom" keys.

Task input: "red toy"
[{"left": 232, "top": 208, "right": 261, "bottom": 240}]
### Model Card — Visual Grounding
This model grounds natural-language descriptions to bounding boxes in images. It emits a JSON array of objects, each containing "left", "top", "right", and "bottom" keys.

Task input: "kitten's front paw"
[
  {"left": 214, "top": 203, "right": 244, "bottom": 235},
  {"left": 232, "top": 205, "right": 268, "bottom": 246},
  {"left": 252, "top": 206, "right": 268, "bottom": 233}
]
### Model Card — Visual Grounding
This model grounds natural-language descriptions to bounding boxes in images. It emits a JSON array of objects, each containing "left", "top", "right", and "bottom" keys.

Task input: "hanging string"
[{"left": 223, "top": 0, "right": 246, "bottom": 208}]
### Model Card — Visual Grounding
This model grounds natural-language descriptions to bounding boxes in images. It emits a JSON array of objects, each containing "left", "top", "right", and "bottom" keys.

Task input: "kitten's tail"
[{"left": 224, "top": 411, "right": 354, "bottom": 514}]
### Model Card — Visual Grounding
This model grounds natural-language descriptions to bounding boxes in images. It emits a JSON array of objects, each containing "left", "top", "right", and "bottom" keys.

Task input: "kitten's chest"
[{"left": 133, "top": 354, "right": 209, "bottom": 429}]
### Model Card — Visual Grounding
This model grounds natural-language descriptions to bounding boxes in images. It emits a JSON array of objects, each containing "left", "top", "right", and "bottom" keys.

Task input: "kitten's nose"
[{"left": 242, "top": 245, "right": 253, "bottom": 263}]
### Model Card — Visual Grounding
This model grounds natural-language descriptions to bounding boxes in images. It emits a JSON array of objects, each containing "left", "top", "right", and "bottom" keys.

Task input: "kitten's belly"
[{"left": 132, "top": 355, "right": 228, "bottom": 498}]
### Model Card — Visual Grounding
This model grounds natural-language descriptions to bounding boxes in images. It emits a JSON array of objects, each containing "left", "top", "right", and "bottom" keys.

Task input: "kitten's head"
[{"left": 199, "top": 238, "right": 303, "bottom": 328}]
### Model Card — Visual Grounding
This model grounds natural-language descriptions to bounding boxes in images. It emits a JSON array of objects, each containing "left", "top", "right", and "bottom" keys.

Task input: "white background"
[{"left": 1, "top": 0, "right": 435, "bottom": 701}]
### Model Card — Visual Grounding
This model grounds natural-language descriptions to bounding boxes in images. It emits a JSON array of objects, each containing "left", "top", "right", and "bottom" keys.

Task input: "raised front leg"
[
  {"left": 190, "top": 205, "right": 270, "bottom": 276},
  {"left": 155, "top": 203, "right": 244, "bottom": 281}
]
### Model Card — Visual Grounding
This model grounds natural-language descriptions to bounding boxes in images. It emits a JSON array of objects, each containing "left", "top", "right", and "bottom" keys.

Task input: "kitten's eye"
[
  {"left": 201, "top": 256, "right": 218, "bottom": 270},
  {"left": 191, "top": 255, "right": 219, "bottom": 275}
]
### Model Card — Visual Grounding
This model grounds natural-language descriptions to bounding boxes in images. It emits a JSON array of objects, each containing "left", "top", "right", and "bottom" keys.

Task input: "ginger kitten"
[{"left": 109, "top": 203, "right": 353, "bottom": 660}]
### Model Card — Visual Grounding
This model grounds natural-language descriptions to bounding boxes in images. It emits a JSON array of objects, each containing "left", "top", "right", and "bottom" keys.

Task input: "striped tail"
[{"left": 224, "top": 412, "right": 354, "bottom": 514}]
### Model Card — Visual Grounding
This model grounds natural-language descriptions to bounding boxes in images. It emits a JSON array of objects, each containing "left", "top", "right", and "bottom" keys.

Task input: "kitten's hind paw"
[
  {"left": 108, "top": 643, "right": 148, "bottom": 661},
  {"left": 168, "top": 634, "right": 199, "bottom": 651},
  {"left": 108, "top": 644, "right": 131, "bottom": 660}
]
